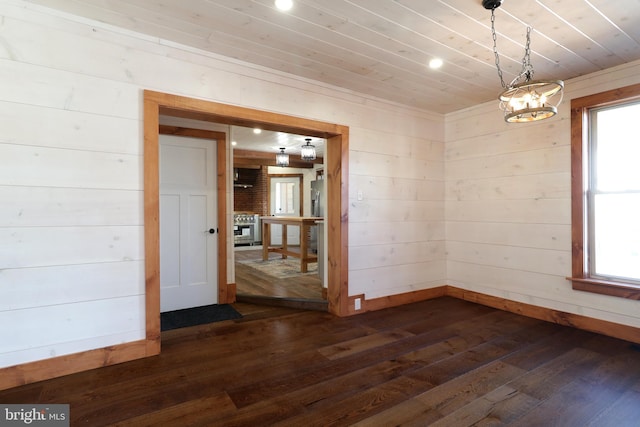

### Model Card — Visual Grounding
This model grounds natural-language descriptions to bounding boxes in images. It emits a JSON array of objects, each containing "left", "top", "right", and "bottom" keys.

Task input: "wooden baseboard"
[
  {"left": 358, "top": 287, "right": 447, "bottom": 314},
  {"left": 445, "top": 286, "right": 640, "bottom": 344},
  {"left": 0, "top": 339, "right": 151, "bottom": 391},
  {"left": 226, "top": 282, "right": 237, "bottom": 304},
  {"left": 356, "top": 285, "right": 640, "bottom": 344}
]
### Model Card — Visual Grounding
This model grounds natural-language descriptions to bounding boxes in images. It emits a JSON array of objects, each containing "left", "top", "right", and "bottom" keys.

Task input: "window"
[
  {"left": 274, "top": 182, "right": 296, "bottom": 214},
  {"left": 570, "top": 83, "right": 640, "bottom": 299}
]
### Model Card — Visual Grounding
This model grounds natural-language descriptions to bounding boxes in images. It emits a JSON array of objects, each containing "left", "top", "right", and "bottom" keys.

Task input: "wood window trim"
[{"left": 568, "top": 83, "right": 640, "bottom": 300}]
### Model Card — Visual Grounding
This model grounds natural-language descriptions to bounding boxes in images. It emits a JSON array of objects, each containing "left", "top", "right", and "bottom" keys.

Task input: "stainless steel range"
[{"left": 233, "top": 212, "right": 261, "bottom": 246}]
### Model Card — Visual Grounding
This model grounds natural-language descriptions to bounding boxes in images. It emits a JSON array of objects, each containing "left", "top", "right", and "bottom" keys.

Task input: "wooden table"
[{"left": 261, "top": 216, "right": 321, "bottom": 273}]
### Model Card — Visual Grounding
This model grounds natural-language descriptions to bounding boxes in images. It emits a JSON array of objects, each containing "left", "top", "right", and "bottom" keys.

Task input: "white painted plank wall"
[
  {"left": 0, "top": 1, "right": 146, "bottom": 366},
  {"left": 0, "top": 0, "right": 444, "bottom": 369},
  {"left": 445, "top": 59, "right": 640, "bottom": 328},
  {"left": 349, "top": 122, "right": 446, "bottom": 299}
]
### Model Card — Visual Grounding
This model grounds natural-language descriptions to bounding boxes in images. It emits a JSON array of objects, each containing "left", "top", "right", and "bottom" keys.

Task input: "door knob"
[{"left": 209, "top": 228, "right": 216, "bottom": 234}]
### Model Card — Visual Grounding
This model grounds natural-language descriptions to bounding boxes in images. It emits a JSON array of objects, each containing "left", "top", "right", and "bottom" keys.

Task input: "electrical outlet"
[{"left": 354, "top": 298, "right": 361, "bottom": 310}]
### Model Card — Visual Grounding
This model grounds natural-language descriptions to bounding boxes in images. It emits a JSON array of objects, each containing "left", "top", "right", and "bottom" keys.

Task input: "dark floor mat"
[{"left": 161, "top": 304, "right": 243, "bottom": 331}]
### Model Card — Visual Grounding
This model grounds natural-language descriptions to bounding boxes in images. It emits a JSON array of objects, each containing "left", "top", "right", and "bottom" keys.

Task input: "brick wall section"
[
  {"left": 233, "top": 166, "right": 268, "bottom": 215},
  {"left": 255, "top": 166, "right": 268, "bottom": 215}
]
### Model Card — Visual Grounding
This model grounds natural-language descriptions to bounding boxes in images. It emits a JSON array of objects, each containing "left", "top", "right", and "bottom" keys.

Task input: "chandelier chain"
[
  {"left": 490, "top": 8, "right": 506, "bottom": 89},
  {"left": 521, "top": 27, "right": 534, "bottom": 81},
  {"left": 490, "top": 7, "right": 536, "bottom": 88}
]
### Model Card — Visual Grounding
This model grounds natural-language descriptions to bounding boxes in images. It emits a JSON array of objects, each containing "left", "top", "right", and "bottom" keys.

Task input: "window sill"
[{"left": 568, "top": 277, "right": 640, "bottom": 300}]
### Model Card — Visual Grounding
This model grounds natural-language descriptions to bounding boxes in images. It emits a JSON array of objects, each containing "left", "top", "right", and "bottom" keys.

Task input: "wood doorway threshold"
[{"left": 236, "top": 294, "right": 328, "bottom": 312}]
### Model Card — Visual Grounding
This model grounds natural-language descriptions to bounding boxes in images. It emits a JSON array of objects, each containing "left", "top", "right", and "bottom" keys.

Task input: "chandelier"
[
  {"left": 483, "top": 0, "right": 563, "bottom": 123},
  {"left": 300, "top": 138, "right": 316, "bottom": 161},
  {"left": 275, "top": 147, "right": 289, "bottom": 167}
]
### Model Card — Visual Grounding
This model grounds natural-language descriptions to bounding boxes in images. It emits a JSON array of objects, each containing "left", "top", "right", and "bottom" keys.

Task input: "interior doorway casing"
[{"left": 144, "top": 90, "right": 349, "bottom": 355}]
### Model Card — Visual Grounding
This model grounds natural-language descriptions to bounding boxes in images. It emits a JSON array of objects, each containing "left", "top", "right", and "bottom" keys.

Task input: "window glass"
[
  {"left": 593, "top": 193, "right": 640, "bottom": 281},
  {"left": 275, "top": 182, "right": 295, "bottom": 214},
  {"left": 588, "top": 102, "right": 640, "bottom": 283},
  {"left": 593, "top": 103, "right": 640, "bottom": 191}
]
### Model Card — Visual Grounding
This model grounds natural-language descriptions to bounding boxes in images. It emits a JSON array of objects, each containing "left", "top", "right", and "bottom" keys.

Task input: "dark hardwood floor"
[
  {"left": 2, "top": 297, "right": 640, "bottom": 426},
  {"left": 235, "top": 247, "right": 324, "bottom": 300}
]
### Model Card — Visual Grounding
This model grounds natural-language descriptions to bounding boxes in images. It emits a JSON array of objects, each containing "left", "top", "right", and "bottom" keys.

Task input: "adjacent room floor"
[{"left": 234, "top": 246, "right": 324, "bottom": 300}]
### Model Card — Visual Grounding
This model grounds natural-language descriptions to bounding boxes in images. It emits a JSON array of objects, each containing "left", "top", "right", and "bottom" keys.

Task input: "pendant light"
[
  {"left": 275, "top": 147, "right": 289, "bottom": 167},
  {"left": 300, "top": 138, "right": 316, "bottom": 161},
  {"left": 483, "top": 0, "right": 563, "bottom": 123}
]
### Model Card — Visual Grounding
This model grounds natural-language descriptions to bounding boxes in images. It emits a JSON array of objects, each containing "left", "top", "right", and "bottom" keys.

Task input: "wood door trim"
[{"left": 158, "top": 126, "right": 230, "bottom": 304}]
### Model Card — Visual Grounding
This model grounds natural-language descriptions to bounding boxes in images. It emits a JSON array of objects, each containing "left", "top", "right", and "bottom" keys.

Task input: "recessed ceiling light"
[
  {"left": 429, "top": 58, "right": 443, "bottom": 69},
  {"left": 253, "top": 128, "right": 262, "bottom": 134},
  {"left": 275, "top": 0, "right": 293, "bottom": 11}
]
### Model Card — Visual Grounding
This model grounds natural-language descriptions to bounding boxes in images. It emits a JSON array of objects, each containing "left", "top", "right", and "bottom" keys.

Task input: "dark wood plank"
[
  {"left": 1, "top": 298, "right": 640, "bottom": 426},
  {"left": 511, "top": 352, "right": 640, "bottom": 426},
  {"left": 586, "top": 377, "right": 640, "bottom": 427},
  {"left": 114, "top": 394, "right": 237, "bottom": 427},
  {"left": 348, "top": 360, "right": 528, "bottom": 426},
  {"left": 428, "top": 385, "right": 539, "bottom": 426}
]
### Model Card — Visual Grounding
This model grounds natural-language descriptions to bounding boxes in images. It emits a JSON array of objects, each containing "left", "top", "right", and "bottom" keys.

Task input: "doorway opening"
[
  {"left": 143, "top": 90, "right": 349, "bottom": 352},
  {"left": 234, "top": 168, "right": 325, "bottom": 306}
]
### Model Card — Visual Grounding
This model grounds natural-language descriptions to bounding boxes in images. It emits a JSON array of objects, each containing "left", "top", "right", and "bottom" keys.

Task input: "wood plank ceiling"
[{"left": 27, "top": 0, "right": 640, "bottom": 113}]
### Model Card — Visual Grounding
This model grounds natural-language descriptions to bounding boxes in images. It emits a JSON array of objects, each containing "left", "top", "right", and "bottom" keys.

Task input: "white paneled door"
[{"left": 159, "top": 135, "right": 218, "bottom": 312}]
